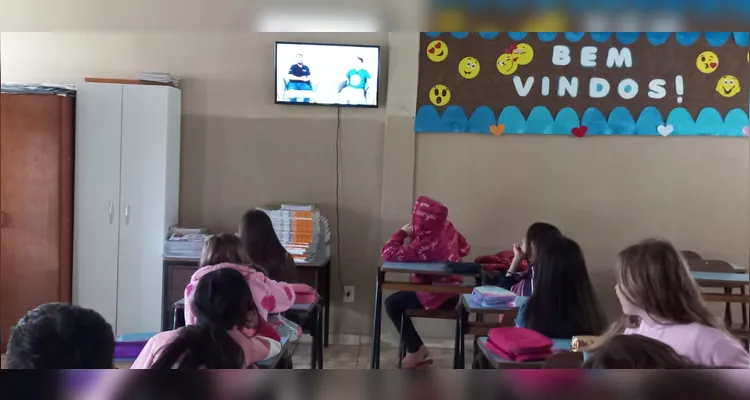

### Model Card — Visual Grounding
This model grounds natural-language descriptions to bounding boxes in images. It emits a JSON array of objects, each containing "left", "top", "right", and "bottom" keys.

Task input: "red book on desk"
[{"left": 291, "top": 283, "right": 317, "bottom": 304}]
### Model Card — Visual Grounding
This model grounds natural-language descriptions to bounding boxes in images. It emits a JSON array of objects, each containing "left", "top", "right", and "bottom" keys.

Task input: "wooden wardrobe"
[{"left": 0, "top": 93, "right": 74, "bottom": 352}]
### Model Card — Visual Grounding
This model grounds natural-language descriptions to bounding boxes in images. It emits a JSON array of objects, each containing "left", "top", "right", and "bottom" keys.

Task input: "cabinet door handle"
[
  {"left": 124, "top": 203, "right": 130, "bottom": 224},
  {"left": 109, "top": 202, "right": 114, "bottom": 224}
]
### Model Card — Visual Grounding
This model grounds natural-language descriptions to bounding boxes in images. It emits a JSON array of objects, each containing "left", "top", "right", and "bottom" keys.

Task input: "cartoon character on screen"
[
  {"left": 338, "top": 56, "right": 373, "bottom": 105},
  {"left": 285, "top": 53, "right": 314, "bottom": 103}
]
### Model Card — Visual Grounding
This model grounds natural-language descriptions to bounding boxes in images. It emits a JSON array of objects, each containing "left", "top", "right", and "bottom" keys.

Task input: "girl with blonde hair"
[{"left": 601, "top": 238, "right": 748, "bottom": 368}]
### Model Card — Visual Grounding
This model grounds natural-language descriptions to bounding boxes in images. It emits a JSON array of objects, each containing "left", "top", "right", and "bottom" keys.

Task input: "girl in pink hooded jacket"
[
  {"left": 183, "top": 234, "right": 297, "bottom": 340},
  {"left": 382, "top": 196, "right": 470, "bottom": 368},
  {"left": 132, "top": 268, "right": 282, "bottom": 368}
]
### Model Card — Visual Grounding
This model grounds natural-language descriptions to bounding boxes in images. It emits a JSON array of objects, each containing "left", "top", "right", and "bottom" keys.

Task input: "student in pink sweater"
[
  {"left": 132, "top": 268, "right": 282, "bottom": 368},
  {"left": 382, "top": 196, "right": 470, "bottom": 369},
  {"left": 184, "top": 234, "right": 296, "bottom": 341},
  {"left": 600, "top": 238, "right": 749, "bottom": 368}
]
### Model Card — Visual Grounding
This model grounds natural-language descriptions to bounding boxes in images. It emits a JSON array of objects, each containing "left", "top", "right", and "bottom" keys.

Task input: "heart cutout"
[
  {"left": 657, "top": 124, "right": 674, "bottom": 137},
  {"left": 710, "top": 62, "right": 717, "bottom": 68},
  {"left": 743, "top": 126, "right": 749, "bottom": 136},
  {"left": 571, "top": 126, "right": 588, "bottom": 137},
  {"left": 435, "top": 42, "right": 442, "bottom": 49},
  {"left": 489, "top": 124, "right": 505, "bottom": 136},
  {"left": 428, "top": 48, "right": 435, "bottom": 54}
]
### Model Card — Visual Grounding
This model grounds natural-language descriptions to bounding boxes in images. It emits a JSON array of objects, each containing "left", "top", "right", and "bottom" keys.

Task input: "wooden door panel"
[{"left": 0, "top": 94, "right": 68, "bottom": 351}]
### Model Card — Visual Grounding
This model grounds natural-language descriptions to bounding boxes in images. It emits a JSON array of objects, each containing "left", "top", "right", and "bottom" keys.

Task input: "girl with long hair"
[
  {"left": 500, "top": 222, "right": 562, "bottom": 296},
  {"left": 132, "top": 268, "right": 280, "bottom": 368},
  {"left": 239, "top": 209, "right": 299, "bottom": 283},
  {"left": 599, "top": 238, "right": 748, "bottom": 368},
  {"left": 516, "top": 235, "right": 608, "bottom": 338}
]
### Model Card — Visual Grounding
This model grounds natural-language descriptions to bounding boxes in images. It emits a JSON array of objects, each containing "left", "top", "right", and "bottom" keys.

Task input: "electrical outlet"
[{"left": 343, "top": 286, "right": 355, "bottom": 303}]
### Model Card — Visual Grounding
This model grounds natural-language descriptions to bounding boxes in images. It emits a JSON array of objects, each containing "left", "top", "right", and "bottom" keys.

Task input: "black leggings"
[{"left": 384, "top": 291, "right": 459, "bottom": 354}]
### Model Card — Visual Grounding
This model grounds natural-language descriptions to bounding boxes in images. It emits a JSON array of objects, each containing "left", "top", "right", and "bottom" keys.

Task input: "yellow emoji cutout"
[
  {"left": 426, "top": 40, "right": 448, "bottom": 62},
  {"left": 716, "top": 75, "right": 740, "bottom": 98},
  {"left": 429, "top": 84, "right": 451, "bottom": 106},
  {"left": 696, "top": 51, "right": 719, "bottom": 73},
  {"left": 458, "top": 56, "right": 480, "bottom": 79},
  {"left": 512, "top": 43, "right": 535, "bottom": 65},
  {"left": 496, "top": 54, "right": 518, "bottom": 75}
]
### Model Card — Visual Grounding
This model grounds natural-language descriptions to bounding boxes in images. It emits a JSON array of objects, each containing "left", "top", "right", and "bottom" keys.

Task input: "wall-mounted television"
[{"left": 275, "top": 42, "right": 381, "bottom": 108}]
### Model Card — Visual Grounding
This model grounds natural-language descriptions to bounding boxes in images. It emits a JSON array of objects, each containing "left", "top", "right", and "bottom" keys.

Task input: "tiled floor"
[{"left": 3, "top": 344, "right": 476, "bottom": 369}]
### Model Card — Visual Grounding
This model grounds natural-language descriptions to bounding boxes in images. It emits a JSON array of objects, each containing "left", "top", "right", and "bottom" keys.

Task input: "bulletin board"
[{"left": 415, "top": 32, "right": 749, "bottom": 137}]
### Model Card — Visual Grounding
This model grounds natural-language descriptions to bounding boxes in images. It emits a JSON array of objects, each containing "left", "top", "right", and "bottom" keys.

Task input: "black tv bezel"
[{"left": 274, "top": 41, "right": 382, "bottom": 109}]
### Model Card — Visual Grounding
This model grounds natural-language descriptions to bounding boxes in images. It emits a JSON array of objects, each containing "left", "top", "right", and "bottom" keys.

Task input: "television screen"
[{"left": 275, "top": 42, "right": 381, "bottom": 108}]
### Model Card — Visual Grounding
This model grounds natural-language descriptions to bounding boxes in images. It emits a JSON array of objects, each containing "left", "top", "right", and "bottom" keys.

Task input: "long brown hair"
[
  {"left": 602, "top": 238, "right": 725, "bottom": 340},
  {"left": 199, "top": 233, "right": 252, "bottom": 268},
  {"left": 524, "top": 235, "right": 608, "bottom": 337},
  {"left": 238, "top": 209, "right": 291, "bottom": 281}
]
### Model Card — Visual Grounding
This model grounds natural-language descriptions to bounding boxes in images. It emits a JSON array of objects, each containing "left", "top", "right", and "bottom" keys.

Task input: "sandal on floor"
[{"left": 403, "top": 358, "right": 434, "bottom": 369}]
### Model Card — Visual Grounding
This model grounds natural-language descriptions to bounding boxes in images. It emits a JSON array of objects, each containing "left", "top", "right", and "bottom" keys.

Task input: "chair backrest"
[
  {"left": 687, "top": 259, "right": 735, "bottom": 273},
  {"left": 541, "top": 352, "right": 583, "bottom": 369},
  {"left": 681, "top": 250, "right": 702, "bottom": 260}
]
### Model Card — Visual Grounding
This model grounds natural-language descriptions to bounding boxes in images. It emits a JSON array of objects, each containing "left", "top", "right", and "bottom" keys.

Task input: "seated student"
[
  {"left": 133, "top": 268, "right": 280, "bottom": 368},
  {"left": 6, "top": 302, "right": 115, "bottom": 369},
  {"left": 185, "top": 233, "right": 297, "bottom": 340},
  {"left": 515, "top": 235, "right": 608, "bottom": 338},
  {"left": 583, "top": 334, "right": 696, "bottom": 369},
  {"left": 239, "top": 209, "right": 299, "bottom": 283},
  {"left": 500, "top": 222, "right": 561, "bottom": 296},
  {"left": 382, "top": 196, "right": 470, "bottom": 369},
  {"left": 602, "top": 238, "right": 749, "bottom": 368},
  {"left": 188, "top": 233, "right": 295, "bottom": 321}
]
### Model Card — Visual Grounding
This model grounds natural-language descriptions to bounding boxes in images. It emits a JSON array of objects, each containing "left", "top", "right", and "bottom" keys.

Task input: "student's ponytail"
[{"left": 151, "top": 268, "right": 259, "bottom": 369}]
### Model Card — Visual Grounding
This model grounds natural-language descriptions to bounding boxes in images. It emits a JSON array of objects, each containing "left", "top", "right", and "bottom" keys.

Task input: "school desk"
[
  {"left": 453, "top": 294, "right": 527, "bottom": 369},
  {"left": 161, "top": 256, "right": 332, "bottom": 347},
  {"left": 286, "top": 300, "right": 324, "bottom": 369},
  {"left": 475, "top": 336, "right": 572, "bottom": 369},
  {"left": 370, "top": 262, "right": 482, "bottom": 369},
  {"left": 173, "top": 297, "right": 323, "bottom": 369},
  {"left": 691, "top": 271, "right": 750, "bottom": 303}
]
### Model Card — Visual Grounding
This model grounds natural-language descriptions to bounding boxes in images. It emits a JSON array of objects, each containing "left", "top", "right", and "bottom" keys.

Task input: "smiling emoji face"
[
  {"left": 426, "top": 40, "right": 448, "bottom": 62},
  {"left": 496, "top": 54, "right": 518, "bottom": 75},
  {"left": 716, "top": 75, "right": 740, "bottom": 98},
  {"left": 458, "top": 56, "right": 480, "bottom": 79},
  {"left": 428, "top": 84, "right": 451, "bottom": 106},
  {"left": 512, "top": 43, "right": 535, "bottom": 65},
  {"left": 696, "top": 51, "right": 719, "bottom": 73}
]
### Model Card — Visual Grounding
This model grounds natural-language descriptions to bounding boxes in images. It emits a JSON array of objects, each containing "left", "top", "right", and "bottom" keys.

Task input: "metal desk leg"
[
  {"left": 370, "top": 270, "right": 385, "bottom": 369},
  {"left": 316, "top": 304, "right": 324, "bottom": 369},
  {"left": 310, "top": 306, "right": 317, "bottom": 369},
  {"left": 454, "top": 304, "right": 466, "bottom": 369},
  {"left": 323, "top": 261, "right": 331, "bottom": 347},
  {"left": 173, "top": 308, "right": 178, "bottom": 330}
]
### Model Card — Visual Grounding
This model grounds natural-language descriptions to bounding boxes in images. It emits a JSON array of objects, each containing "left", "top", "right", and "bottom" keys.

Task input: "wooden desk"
[
  {"left": 454, "top": 294, "right": 525, "bottom": 369},
  {"left": 162, "top": 256, "right": 332, "bottom": 347},
  {"left": 475, "top": 337, "right": 572, "bottom": 369},
  {"left": 370, "top": 262, "right": 482, "bottom": 369}
]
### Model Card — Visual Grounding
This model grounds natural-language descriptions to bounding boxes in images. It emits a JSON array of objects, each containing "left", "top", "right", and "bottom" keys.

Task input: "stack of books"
[
  {"left": 258, "top": 204, "right": 331, "bottom": 264},
  {"left": 138, "top": 72, "right": 180, "bottom": 86},
  {"left": 164, "top": 227, "right": 210, "bottom": 259}
]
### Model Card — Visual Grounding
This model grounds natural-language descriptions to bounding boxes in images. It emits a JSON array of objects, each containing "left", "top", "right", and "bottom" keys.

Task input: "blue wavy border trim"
[
  {"left": 423, "top": 32, "right": 749, "bottom": 47},
  {"left": 415, "top": 106, "right": 749, "bottom": 136}
]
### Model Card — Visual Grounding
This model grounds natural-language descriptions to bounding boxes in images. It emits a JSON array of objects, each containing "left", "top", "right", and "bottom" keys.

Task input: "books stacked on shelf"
[
  {"left": 258, "top": 204, "right": 331, "bottom": 264},
  {"left": 164, "top": 227, "right": 210, "bottom": 259},
  {"left": 138, "top": 72, "right": 180, "bottom": 86}
]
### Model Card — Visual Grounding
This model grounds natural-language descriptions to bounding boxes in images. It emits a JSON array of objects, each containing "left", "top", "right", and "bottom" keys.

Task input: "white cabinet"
[{"left": 73, "top": 83, "right": 181, "bottom": 336}]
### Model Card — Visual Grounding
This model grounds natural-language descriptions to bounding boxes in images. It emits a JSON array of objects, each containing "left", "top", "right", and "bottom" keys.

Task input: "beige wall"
[{"left": 2, "top": 30, "right": 747, "bottom": 339}]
